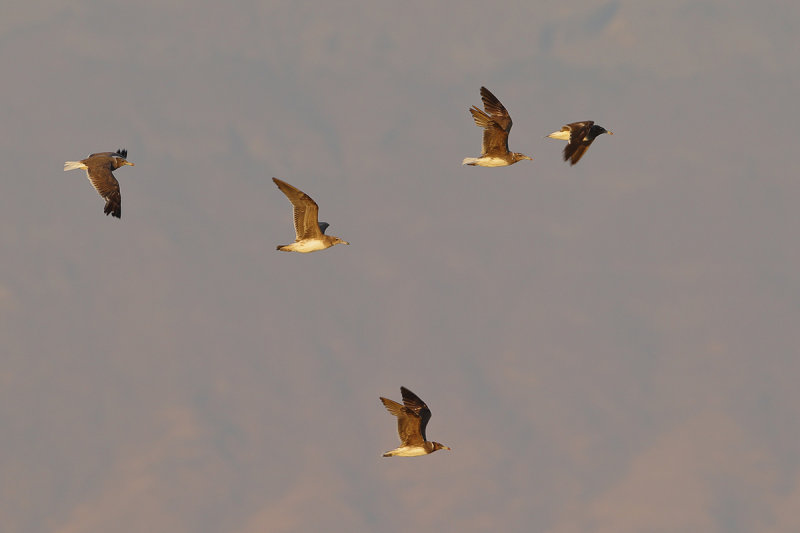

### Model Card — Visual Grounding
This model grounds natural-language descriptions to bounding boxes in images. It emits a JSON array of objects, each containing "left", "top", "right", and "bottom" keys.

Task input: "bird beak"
[
  {"left": 607, "top": 131, "right": 614, "bottom": 135},
  {"left": 444, "top": 446, "right": 451, "bottom": 450},
  {"left": 126, "top": 161, "right": 135, "bottom": 166}
]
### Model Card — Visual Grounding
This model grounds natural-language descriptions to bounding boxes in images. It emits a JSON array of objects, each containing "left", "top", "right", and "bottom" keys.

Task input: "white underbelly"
[
  {"left": 386, "top": 446, "right": 428, "bottom": 457},
  {"left": 284, "top": 239, "right": 329, "bottom": 253},
  {"left": 547, "top": 130, "right": 571, "bottom": 141},
  {"left": 463, "top": 156, "right": 511, "bottom": 167},
  {"left": 477, "top": 157, "right": 511, "bottom": 167}
]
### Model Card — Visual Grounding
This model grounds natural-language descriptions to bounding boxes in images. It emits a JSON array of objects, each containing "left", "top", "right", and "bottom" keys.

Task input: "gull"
[
  {"left": 547, "top": 121, "right": 613, "bottom": 165},
  {"left": 272, "top": 177, "right": 349, "bottom": 253},
  {"left": 380, "top": 386, "right": 451, "bottom": 457},
  {"left": 462, "top": 86, "right": 533, "bottom": 167},
  {"left": 63, "top": 149, "right": 134, "bottom": 218}
]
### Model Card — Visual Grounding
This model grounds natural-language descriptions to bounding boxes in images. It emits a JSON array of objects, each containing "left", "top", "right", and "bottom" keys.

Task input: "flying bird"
[
  {"left": 272, "top": 177, "right": 349, "bottom": 253},
  {"left": 63, "top": 149, "right": 134, "bottom": 218},
  {"left": 380, "top": 386, "right": 450, "bottom": 457},
  {"left": 462, "top": 86, "right": 533, "bottom": 167},
  {"left": 547, "top": 121, "right": 613, "bottom": 165}
]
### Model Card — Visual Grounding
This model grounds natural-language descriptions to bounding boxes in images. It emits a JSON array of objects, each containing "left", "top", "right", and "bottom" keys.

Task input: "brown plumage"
[
  {"left": 272, "top": 178, "right": 349, "bottom": 253},
  {"left": 63, "top": 149, "right": 134, "bottom": 218},
  {"left": 547, "top": 121, "right": 613, "bottom": 165},
  {"left": 463, "top": 86, "right": 533, "bottom": 167},
  {"left": 380, "top": 387, "right": 450, "bottom": 457}
]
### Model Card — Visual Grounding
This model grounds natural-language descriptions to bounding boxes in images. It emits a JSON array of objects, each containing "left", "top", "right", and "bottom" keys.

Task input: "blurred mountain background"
[{"left": 1, "top": 1, "right": 799, "bottom": 532}]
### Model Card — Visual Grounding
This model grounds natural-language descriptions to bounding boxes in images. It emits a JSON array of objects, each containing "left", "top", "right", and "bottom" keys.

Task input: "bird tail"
[
  {"left": 64, "top": 161, "right": 87, "bottom": 171},
  {"left": 462, "top": 157, "right": 479, "bottom": 166},
  {"left": 546, "top": 130, "right": 571, "bottom": 141}
]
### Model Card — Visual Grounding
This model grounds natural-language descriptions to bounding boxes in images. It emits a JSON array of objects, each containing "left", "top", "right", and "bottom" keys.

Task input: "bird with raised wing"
[
  {"left": 547, "top": 121, "right": 613, "bottom": 165},
  {"left": 272, "top": 177, "right": 349, "bottom": 253},
  {"left": 380, "top": 386, "right": 450, "bottom": 457},
  {"left": 63, "top": 149, "right": 134, "bottom": 218},
  {"left": 462, "top": 86, "right": 533, "bottom": 167}
]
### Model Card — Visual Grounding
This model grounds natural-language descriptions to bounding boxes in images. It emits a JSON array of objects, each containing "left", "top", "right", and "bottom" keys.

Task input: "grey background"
[{"left": 2, "top": 1, "right": 799, "bottom": 532}]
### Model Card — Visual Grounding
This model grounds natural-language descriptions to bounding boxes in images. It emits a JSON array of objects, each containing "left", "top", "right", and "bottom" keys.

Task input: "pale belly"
[
  {"left": 384, "top": 446, "right": 428, "bottom": 457},
  {"left": 547, "top": 130, "right": 571, "bottom": 141},
  {"left": 281, "top": 239, "right": 329, "bottom": 253},
  {"left": 463, "top": 156, "right": 511, "bottom": 167},
  {"left": 477, "top": 157, "right": 511, "bottom": 167}
]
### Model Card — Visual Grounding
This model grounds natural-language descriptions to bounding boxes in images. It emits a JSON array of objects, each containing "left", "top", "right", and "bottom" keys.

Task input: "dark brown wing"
[
  {"left": 87, "top": 151, "right": 116, "bottom": 159},
  {"left": 84, "top": 157, "right": 121, "bottom": 218},
  {"left": 565, "top": 143, "right": 591, "bottom": 165},
  {"left": 468, "top": 107, "right": 508, "bottom": 157},
  {"left": 563, "top": 121, "right": 594, "bottom": 165},
  {"left": 381, "top": 396, "right": 425, "bottom": 446},
  {"left": 272, "top": 178, "right": 324, "bottom": 240},
  {"left": 400, "top": 387, "right": 432, "bottom": 443},
  {"left": 470, "top": 87, "right": 512, "bottom": 157},
  {"left": 480, "top": 87, "right": 512, "bottom": 133}
]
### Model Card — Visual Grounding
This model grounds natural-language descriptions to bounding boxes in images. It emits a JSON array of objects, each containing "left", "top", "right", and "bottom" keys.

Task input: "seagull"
[
  {"left": 272, "top": 177, "right": 349, "bottom": 253},
  {"left": 63, "top": 149, "right": 134, "bottom": 218},
  {"left": 547, "top": 121, "right": 613, "bottom": 165},
  {"left": 380, "top": 386, "right": 451, "bottom": 457},
  {"left": 462, "top": 86, "right": 533, "bottom": 167}
]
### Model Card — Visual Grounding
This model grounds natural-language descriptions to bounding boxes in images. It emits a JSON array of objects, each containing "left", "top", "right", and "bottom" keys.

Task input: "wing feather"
[
  {"left": 381, "top": 396, "right": 425, "bottom": 446},
  {"left": 563, "top": 121, "right": 594, "bottom": 165},
  {"left": 400, "top": 387, "right": 432, "bottom": 443},
  {"left": 468, "top": 87, "right": 513, "bottom": 157},
  {"left": 85, "top": 165, "right": 121, "bottom": 218},
  {"left": 272, "top": 178, "right": 324, "bottom": 240}
]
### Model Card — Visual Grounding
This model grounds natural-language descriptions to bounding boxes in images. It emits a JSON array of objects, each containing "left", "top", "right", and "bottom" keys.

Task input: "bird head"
[
  {"left": 112, "top": 154, "right": 134, "bottom": 169},
  {"left": 513, "top": 152, "right": 533, "bottom": 162},
  {"left": 432, "top": 442, "right": 451, "bottom": 452}
]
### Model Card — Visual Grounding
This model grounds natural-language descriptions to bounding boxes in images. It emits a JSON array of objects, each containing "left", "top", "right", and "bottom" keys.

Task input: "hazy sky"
[{"left": 2, "top": 1, "right": 799, "bottom": 532}]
